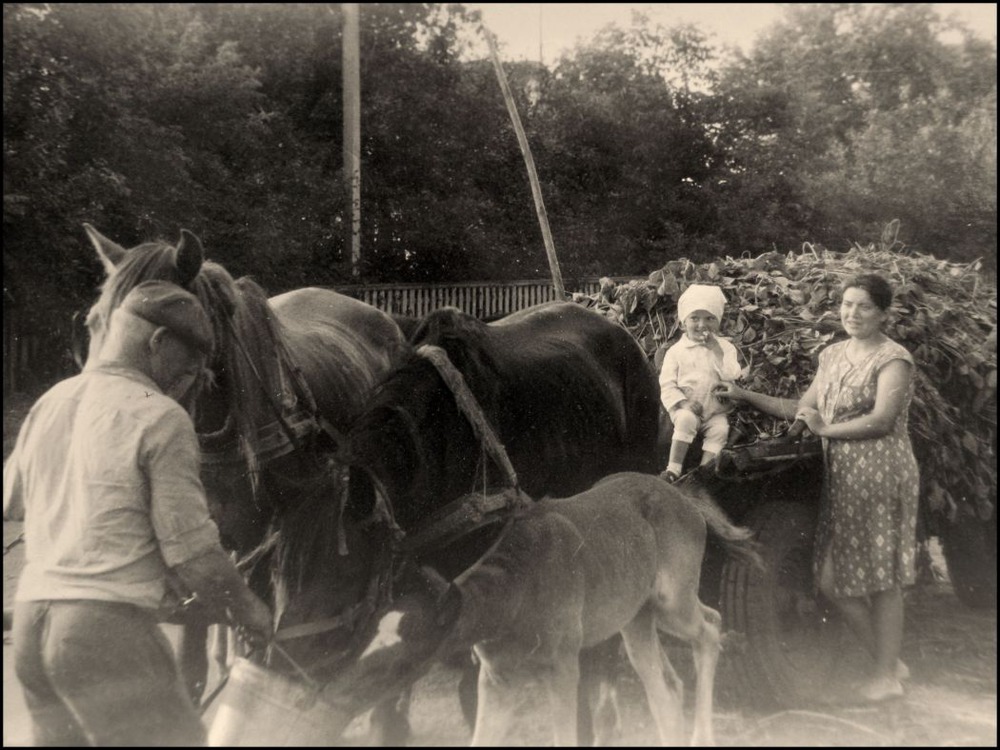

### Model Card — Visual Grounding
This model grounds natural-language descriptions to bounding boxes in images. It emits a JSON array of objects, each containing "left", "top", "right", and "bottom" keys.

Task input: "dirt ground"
[
  {"left": 2, "top": 390, "right": 996, "bottom": 747},
  {"left": 328, "top": 545, "right": 998, "bottom": 748},
  {"left": 4, "top": 520, "right": 996, "bottom": 747}
]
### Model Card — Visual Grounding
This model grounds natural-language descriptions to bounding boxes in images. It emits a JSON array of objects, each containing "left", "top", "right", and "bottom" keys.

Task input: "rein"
[{"left": 415, "top": 344, "right": 519, "bottom": 490}]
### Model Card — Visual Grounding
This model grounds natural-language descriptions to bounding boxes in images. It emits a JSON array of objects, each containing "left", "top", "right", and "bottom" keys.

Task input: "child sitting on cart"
[{"left": 659, "top": 284, "right": 742, "bottom": 482}]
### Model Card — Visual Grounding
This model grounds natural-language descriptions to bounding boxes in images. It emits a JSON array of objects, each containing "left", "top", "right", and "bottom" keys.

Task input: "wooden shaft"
[{"left": 483, "top": 28, "right": 565, "bottom": 299}]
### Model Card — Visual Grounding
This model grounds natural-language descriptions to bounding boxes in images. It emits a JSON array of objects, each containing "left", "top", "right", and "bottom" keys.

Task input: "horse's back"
[
  {"left": 269, "top": 287, "right": 409, "bottom": 425},
  {"left": 406, "top": 302, "right": 661, "bottom": 495},
  {"left": 491, "top": 304, "right": 662, "bottom": 481},
  {"left": 270, "top": 287, "right": 403, "bottom": 345}
]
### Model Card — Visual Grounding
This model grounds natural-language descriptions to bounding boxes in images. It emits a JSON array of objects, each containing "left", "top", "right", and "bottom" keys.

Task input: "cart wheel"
[
  {"left": 940, "top": 509, "right": 997, "bottom": 609},
  {"left": 720, "top": 501, "right": 852, "bottom": 708}
]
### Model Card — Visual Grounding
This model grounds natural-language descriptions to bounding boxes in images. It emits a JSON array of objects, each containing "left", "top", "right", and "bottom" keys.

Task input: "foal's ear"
[
  {"left": 435, "top": 584, "right": 463, "bottom": 630},
  {"left": 83, "top": 223, "right": 127, "bottom": 273},
  {"left": 175, "top": 229, "right": 205, "bottom": 288},
  {"left": 418, "top": 565, "right": 450, "bottom": 599}
]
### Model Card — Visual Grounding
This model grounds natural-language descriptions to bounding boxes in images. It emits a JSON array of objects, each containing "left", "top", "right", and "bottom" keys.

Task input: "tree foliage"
[{"left": 3, "top": 2, "right": 996, "bottom": 390}]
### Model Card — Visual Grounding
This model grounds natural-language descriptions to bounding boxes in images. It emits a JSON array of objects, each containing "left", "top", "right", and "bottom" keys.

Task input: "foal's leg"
[
  {"left": 581, "top": 639, "right": 623, "bottom": 746},
  {"left": 656, "top": 598, "right": 721, "bottom": 747},
  {"left": 210, "top": 624, "right": 231, "bottom": 679},
  {"left": 689, "top": 604, "right": 721, "bottom": 747},
  {"left": 621, "top": 606, "right": 684, "bottom": 744},
  {"left": 471, "top": 653, "right": 517, "bottom": 746},
  {"left": 369, "top": 687, "right": 413, "bottom": 746},
  {"left": 544, "top": 653, "right": 582, "bottom": 746}
]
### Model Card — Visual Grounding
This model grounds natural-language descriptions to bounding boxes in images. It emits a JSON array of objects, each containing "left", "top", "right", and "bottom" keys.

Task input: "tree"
[{"left": 713, "top": 3, "right": 997, "bottom": 264}]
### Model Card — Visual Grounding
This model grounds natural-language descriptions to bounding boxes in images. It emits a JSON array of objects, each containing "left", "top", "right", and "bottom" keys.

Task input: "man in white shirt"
[{"left": 4, "top": 280, "right": 272, "bottom": 746}]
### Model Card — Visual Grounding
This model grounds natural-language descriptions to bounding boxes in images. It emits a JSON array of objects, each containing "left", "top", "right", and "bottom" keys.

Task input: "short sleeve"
[
  {"left": 143, "top": 405, "right": 222, "bottom": 566},
  {"left": 875, "top": 340, "right": 915, "bottom": 370}
]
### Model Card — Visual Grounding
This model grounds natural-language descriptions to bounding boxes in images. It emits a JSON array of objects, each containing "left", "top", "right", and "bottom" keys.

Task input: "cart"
[{"left": 679, "top": 425, "right": 851, "bottom": 708}]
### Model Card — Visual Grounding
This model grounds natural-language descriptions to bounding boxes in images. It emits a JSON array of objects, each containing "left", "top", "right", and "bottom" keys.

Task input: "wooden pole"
[
  {"left": 483, "top": 28, "right": 565, "bottom": 298},
  {"left": 342, "top": 3, "right": 361, "bottom": 276}
]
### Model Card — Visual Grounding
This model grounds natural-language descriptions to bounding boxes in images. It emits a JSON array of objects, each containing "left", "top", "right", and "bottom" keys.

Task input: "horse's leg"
[
  {"left": 621, "top": 606, "right": 684, "bottom": 744},
  {"left": 368, "top": 687, "right": 413, "bottom": 746},
  {"left": 178, "top": 621, "right": 210, "bottom": 704},
  {"left": 689, "top": 604, "right": 722, "bottom": 747},
  {"left": 545, "top": 652, "right": 581, "bottom": 747}
]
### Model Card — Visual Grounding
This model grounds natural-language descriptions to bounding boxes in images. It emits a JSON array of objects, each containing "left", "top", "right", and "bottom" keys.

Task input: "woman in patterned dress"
[{"left": 717, "top": 273, "right": 919, "bottom": 703}]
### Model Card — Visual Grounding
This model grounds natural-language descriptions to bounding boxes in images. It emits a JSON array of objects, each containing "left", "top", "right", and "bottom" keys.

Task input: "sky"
[{"left": 466, "top": 3, "right": 998, "bottom": 64}]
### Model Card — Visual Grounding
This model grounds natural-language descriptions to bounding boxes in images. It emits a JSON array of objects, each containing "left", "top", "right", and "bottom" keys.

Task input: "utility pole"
[
  {"left": 538, "top": 4, "right": 543, "bottom": 65},
  {"left": 342, "top": 3, "right": 361, "bottom": 276}
]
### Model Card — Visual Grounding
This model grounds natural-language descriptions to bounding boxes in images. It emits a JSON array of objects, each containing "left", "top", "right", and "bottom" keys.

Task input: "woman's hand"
[
  {"left": 713, "top": 382, "right": 746, "bottom": 402},
  {"left": 794, "top": 406, "right": 827, "bottom": 436}
]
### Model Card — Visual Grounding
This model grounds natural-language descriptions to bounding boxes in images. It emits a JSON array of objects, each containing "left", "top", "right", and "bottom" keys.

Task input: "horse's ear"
[
  {"left": 83, "top": 223, "right": 127, "bottom": 273},
  {"left": 175, "top": 229, "right": 205, "bottom": 288}
]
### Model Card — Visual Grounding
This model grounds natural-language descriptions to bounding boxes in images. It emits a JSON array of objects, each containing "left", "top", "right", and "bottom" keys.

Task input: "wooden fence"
[
  {"left": 3, "top": 277, "right": 640, "bottom": 397},
  {"left": 335, "top": 276, "right": 629, "bottom": 320}
]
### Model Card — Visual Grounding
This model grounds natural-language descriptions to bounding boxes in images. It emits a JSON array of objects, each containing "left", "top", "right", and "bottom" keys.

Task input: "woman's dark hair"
[{"left": 842, "top": 273, "right": 893, "bottom": 311}]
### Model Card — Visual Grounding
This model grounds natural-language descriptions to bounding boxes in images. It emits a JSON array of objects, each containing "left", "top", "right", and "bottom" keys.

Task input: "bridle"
[
  {"left": 70, "top": 309, "right": 90, "bottom": 372},
  {"left": 261, "top": 343, "right": 530, "bottom": 695}
]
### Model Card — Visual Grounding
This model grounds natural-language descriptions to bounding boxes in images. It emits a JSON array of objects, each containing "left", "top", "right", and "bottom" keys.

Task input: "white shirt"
[
  {"left": 3, "top": 363, "right": 221, "bottom": 609},
  {"left": 659, "top": 334, "right": 742, "bottom": 419}
]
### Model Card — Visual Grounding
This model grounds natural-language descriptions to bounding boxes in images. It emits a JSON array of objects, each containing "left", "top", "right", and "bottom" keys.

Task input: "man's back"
[{"left": 6, "top": 363, "right": 219, "bottom": 610}]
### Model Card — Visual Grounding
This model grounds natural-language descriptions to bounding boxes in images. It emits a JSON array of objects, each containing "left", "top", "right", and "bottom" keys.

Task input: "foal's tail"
[{"left": 681, "top": 481, "right": 765, "bottom": 571}]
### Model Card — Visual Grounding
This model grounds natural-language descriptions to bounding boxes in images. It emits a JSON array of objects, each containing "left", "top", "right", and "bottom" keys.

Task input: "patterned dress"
[{"left": 812, "top": 338, "right": 920, "bottom": 598}]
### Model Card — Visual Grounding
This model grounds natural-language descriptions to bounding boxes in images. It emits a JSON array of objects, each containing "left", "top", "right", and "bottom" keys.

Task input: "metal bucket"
[{"left": 207, "top": 657, "right": 344, "bottom": 746}]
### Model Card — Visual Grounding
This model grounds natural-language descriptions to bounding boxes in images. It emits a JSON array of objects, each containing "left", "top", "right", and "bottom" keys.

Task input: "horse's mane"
[
  {"left": 211, "top": 275, "right": 299, "bottom": 487},
  {"left": 270, "top": 470, "right": 344, "bottom": 598},
  {"left": 410, "top": 308, "right": 502, "bottom": 411}
]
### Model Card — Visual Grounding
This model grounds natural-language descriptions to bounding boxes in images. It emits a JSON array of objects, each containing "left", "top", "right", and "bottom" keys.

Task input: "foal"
[{"left": 316, "top": 471, "right": 759, "bottom": 746}]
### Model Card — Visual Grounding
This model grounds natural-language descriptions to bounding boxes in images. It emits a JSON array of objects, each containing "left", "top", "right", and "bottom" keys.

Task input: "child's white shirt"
[{"left": 659, "top": 334, "right": 742, "bottom": 418}]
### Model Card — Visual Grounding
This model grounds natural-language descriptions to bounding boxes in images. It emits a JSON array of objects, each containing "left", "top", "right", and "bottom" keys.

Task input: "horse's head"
[
  {"left": 81, "top": 223, "right": 216, "bottom": 367},
  {"left": 259, "top": 463, "right": 409, "bottom": 684},
  {"left": 346, "top": 355, "right": 490, "bottom": 531},
  {"left": 79, "top": 225, "right": 302, "bottom": 551}
]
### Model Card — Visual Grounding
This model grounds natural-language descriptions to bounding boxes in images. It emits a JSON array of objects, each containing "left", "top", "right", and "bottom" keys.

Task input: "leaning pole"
[
  {"left": 342, "top": 3, "right": 361, "bottom": 277},
  {"left": 483, "top": 27, "right": 565, "bottom": 299}
]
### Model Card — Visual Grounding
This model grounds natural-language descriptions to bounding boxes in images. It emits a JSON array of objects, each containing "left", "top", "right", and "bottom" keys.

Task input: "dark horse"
[
  {"left": 78, "top": 225, "right": 409, "bottom": 704},
  {"left": 265, "top": 301, "right": 663, "bottom": 741}
]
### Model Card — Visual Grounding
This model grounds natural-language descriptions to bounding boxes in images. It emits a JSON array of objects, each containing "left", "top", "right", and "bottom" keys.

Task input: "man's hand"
[
  {"left": 171, "top": 548, "right": 274, "bottom": 648},
  {"left": 232, "top": 594, "right": 274, "bottom": 649}
]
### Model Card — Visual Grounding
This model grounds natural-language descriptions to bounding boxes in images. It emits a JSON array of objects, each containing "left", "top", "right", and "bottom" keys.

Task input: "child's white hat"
[{"left": 678, "top": 284, "right": 727, "bottom": 323}]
